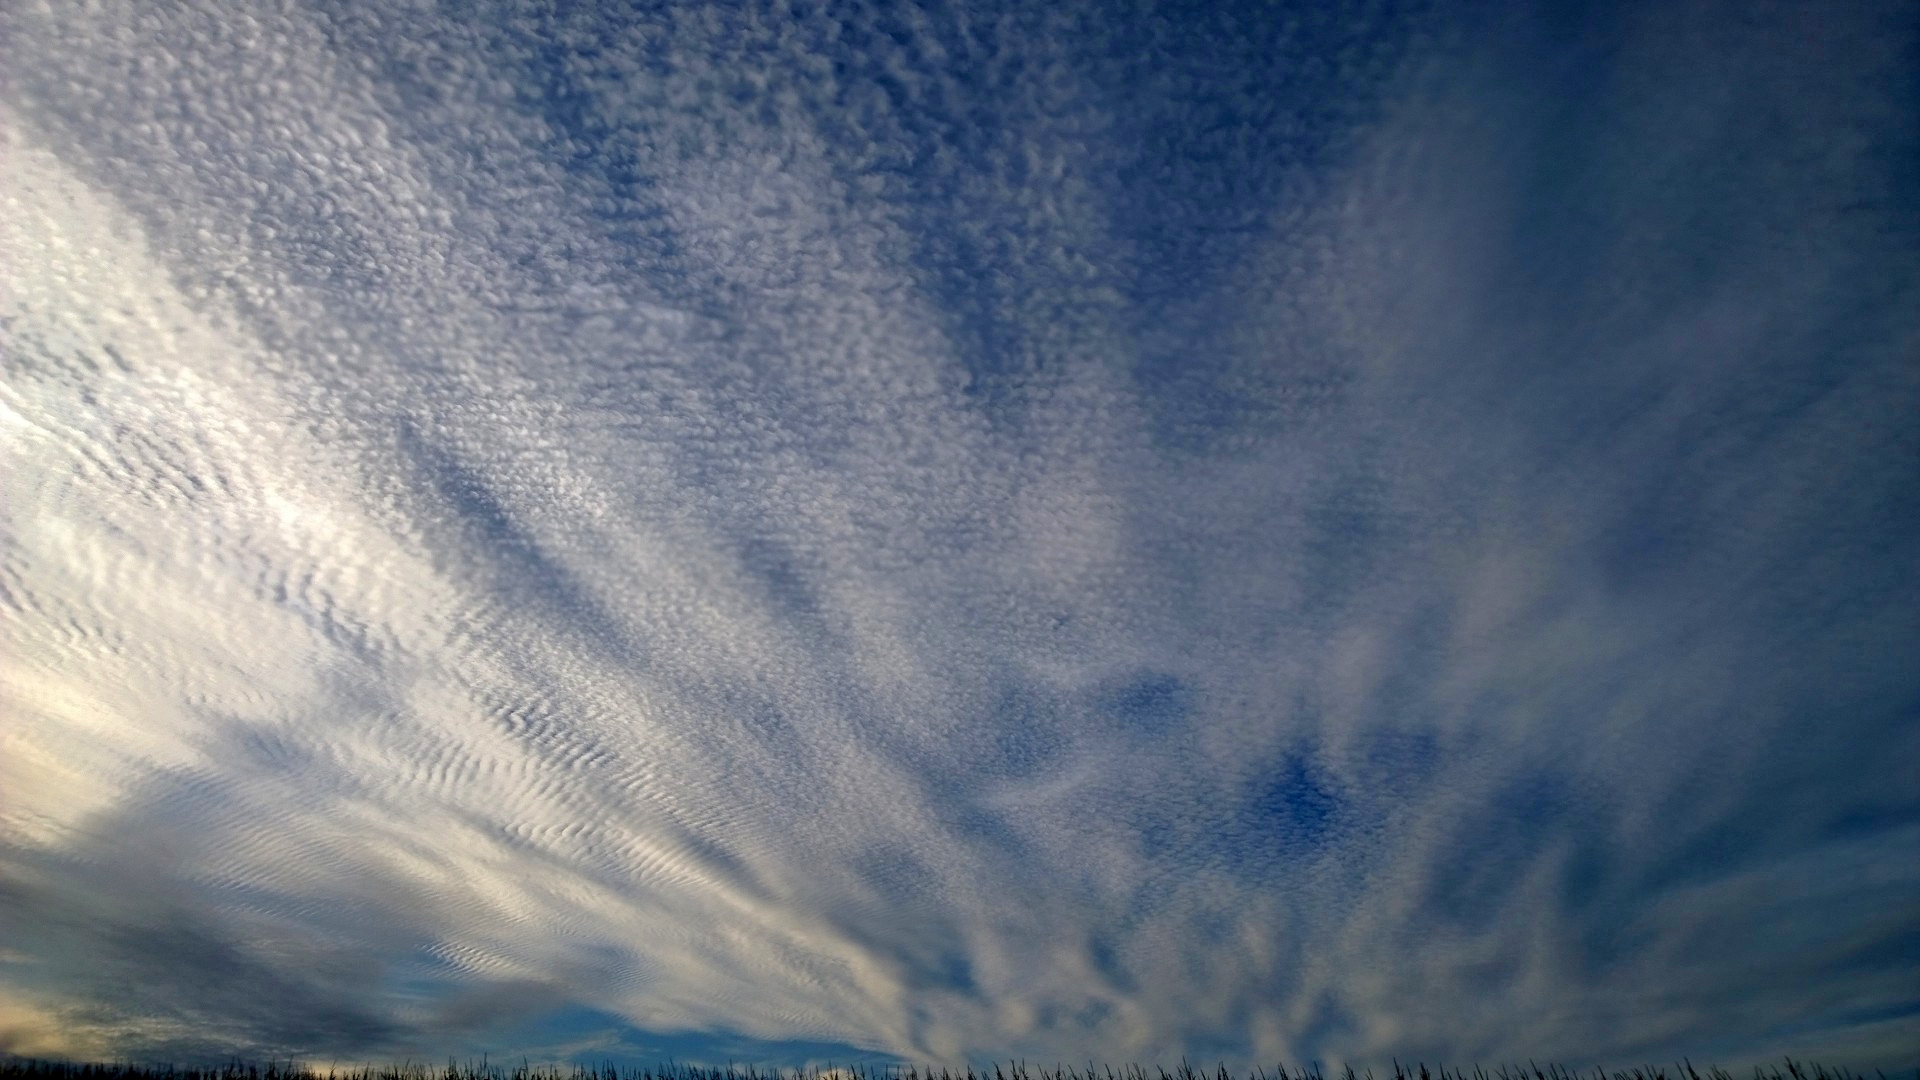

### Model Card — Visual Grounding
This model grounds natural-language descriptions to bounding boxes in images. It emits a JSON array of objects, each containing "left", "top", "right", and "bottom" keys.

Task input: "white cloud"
[{"left": 2, "top": 0, "right": 1915, "bottom": 1070}]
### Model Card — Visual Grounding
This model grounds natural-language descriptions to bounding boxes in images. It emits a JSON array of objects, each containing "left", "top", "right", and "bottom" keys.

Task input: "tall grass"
[{"left": 1, "top": 1057, "right": 1913, "bottom": 1080}]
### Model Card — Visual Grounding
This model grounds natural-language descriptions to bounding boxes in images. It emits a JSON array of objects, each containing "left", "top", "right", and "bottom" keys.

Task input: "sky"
[{"left": 1, "top": 0, "right": 1917, "bottom": 1070}]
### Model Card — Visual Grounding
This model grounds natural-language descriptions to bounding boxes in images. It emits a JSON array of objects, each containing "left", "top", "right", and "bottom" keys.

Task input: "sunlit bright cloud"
[{"left": 2, "top": 0, "right": 1916, "bottom": 1071}]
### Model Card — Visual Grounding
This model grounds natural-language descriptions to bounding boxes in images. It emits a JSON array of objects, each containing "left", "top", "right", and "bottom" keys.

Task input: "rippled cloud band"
[{"left": 2, "top": 0, "right": 1916, "bottom": 1069}]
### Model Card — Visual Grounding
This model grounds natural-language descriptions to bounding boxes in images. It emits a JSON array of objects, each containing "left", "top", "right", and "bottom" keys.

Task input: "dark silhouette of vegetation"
[{"left": 0, "top": 1057, "right": 1912, "bottom": 1080}]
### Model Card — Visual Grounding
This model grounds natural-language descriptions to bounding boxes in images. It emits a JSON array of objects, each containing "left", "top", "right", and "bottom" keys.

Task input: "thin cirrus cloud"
[{"left": 1, "top": 0, "right": 1916, "bottom": 1070}]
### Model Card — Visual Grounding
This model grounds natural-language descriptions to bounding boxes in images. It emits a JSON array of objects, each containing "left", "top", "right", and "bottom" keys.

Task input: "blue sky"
[{"left": 1, "top": 0, "right": 1916, "bottom": 1070}]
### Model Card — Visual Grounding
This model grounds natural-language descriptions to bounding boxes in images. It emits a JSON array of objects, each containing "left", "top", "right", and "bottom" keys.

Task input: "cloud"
[
  {"left": 2, "top": 0, "right": 1916, "bottom": 1071},
  {"left": 0, "top": 991, "right": 112, "bottom": 1061}
]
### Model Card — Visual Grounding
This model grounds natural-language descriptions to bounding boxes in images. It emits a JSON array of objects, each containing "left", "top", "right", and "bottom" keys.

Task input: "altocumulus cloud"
[{"left": 2, "top": 0, "right": 1917, "bottom": 1069}]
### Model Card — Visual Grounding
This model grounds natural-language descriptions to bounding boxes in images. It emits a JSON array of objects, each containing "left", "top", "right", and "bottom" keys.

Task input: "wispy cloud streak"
[{"left": 2, "top": 0, "right": 1915, "bottom": 1069}]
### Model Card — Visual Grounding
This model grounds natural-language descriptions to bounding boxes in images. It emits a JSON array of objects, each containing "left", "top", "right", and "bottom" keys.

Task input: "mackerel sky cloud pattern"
[{"left": 2, "top": 0, "right": 1917, "bottom": 1070}]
